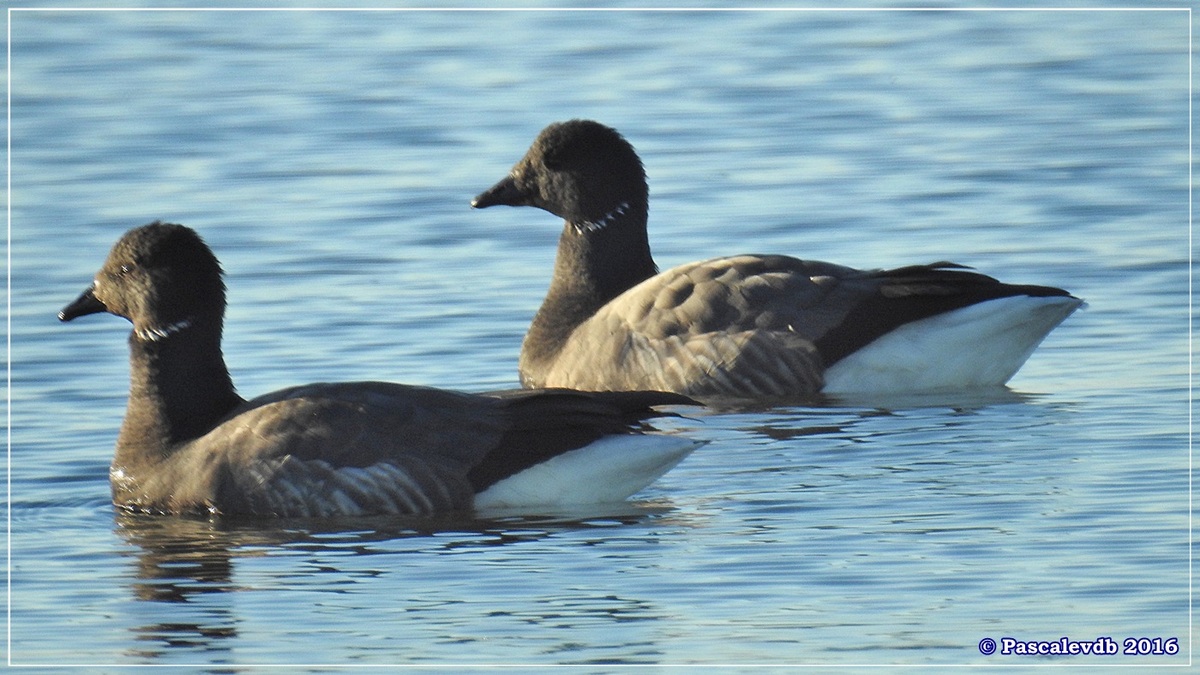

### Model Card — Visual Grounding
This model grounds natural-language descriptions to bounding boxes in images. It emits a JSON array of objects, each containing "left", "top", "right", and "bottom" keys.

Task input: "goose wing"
[
  {"left": 547, "top": 255, "right": 1066, "bottom": 398},
  {"left": 195, "top": 382, "right": 506, "bottom": 516},
  {"left": 173, "top": 383, "right": 689, "bottom": 517}
]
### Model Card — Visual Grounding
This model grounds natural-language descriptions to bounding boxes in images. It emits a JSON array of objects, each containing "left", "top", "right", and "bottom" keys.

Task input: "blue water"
[{"left": 9, "top": 7, "right": 1191, "bottom": 670}]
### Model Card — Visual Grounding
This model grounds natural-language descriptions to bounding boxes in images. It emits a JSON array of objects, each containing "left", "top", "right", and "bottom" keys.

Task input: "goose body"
[
  {"left": 472, "top": 119, "right": 1082, "bottom": 401},
  {"left": 60, "top": 222, "right": 700, "bottom": 517}
]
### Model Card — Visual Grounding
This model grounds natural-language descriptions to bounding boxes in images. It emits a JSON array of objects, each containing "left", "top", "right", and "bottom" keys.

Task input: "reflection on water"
[
  {"left": 113, "top": 504, "right": 686, "bottom": 661},
  {"left": 114, "top": 515, "right": 243, "bottom": 660},
  {"left": 683, "top": 387, "right": 1041, "bottom": 447},
  {"left": 699, "top": 386, "right": 1034, "bottom": 415}
]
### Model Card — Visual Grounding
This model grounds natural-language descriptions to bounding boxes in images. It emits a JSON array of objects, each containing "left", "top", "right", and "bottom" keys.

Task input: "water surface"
[{"left": 9, "top": 7, "right": 1190, "bottom": 669}]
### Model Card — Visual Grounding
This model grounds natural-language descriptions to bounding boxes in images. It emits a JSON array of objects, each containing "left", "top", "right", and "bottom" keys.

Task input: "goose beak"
[
  {"left": 59, "top": 283, "right": 106, "bottom": 322},
  {"left": 471, "top": 174, "right": 527, "bottom": 209}
]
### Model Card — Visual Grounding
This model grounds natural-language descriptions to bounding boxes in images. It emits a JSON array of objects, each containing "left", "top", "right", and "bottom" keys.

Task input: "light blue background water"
[{"left": 8, "top": 6, "right": 1191, "bottom": 670}]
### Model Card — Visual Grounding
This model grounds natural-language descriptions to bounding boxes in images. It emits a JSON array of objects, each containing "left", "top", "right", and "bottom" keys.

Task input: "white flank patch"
[
  {"left": 822, "top": 295, "right": 1083, "bottom": 393},
  {"left": 473, "top": 435, "right": 704, "bottom": 511}
]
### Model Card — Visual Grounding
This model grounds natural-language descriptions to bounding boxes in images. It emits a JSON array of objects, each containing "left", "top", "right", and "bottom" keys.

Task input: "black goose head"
[
  {"left": 59, "top": 221, "right": 225, "bottom": 342},
  {"left": 472, "top": 119, "right": 648, "bottom": 231}
]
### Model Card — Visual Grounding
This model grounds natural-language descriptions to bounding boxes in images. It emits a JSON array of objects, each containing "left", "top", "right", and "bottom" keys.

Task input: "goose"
[
  {"left": 58, "top": 221, "right": 701, "bottom": 517},
  {"left": 471, "top": 119, "right": 1082, "bottom": 401}
]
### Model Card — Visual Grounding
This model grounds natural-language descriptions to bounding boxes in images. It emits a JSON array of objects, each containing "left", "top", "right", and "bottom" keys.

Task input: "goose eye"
[{"left": 119, "top": 264, "right": 134, "bottom": 275}]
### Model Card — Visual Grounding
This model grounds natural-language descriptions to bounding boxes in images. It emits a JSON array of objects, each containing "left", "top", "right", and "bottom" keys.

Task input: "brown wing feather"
[
  {"left": 140, "top": 383, "right": 690, "bottom": 516},
  {"left": 530, "top": 254, "right": 1074, "bottom": 398},
  {"left": 538, "top": 255, "right": 841, "bottom": 396}
]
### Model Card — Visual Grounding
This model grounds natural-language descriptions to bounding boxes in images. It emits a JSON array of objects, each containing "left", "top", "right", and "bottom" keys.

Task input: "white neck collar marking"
[
  {"left": 136, "top": 318, "right": 194, "bottom": 342},
  {"left": 573, "top": 201, "right": 631, "bottom": 235}
]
